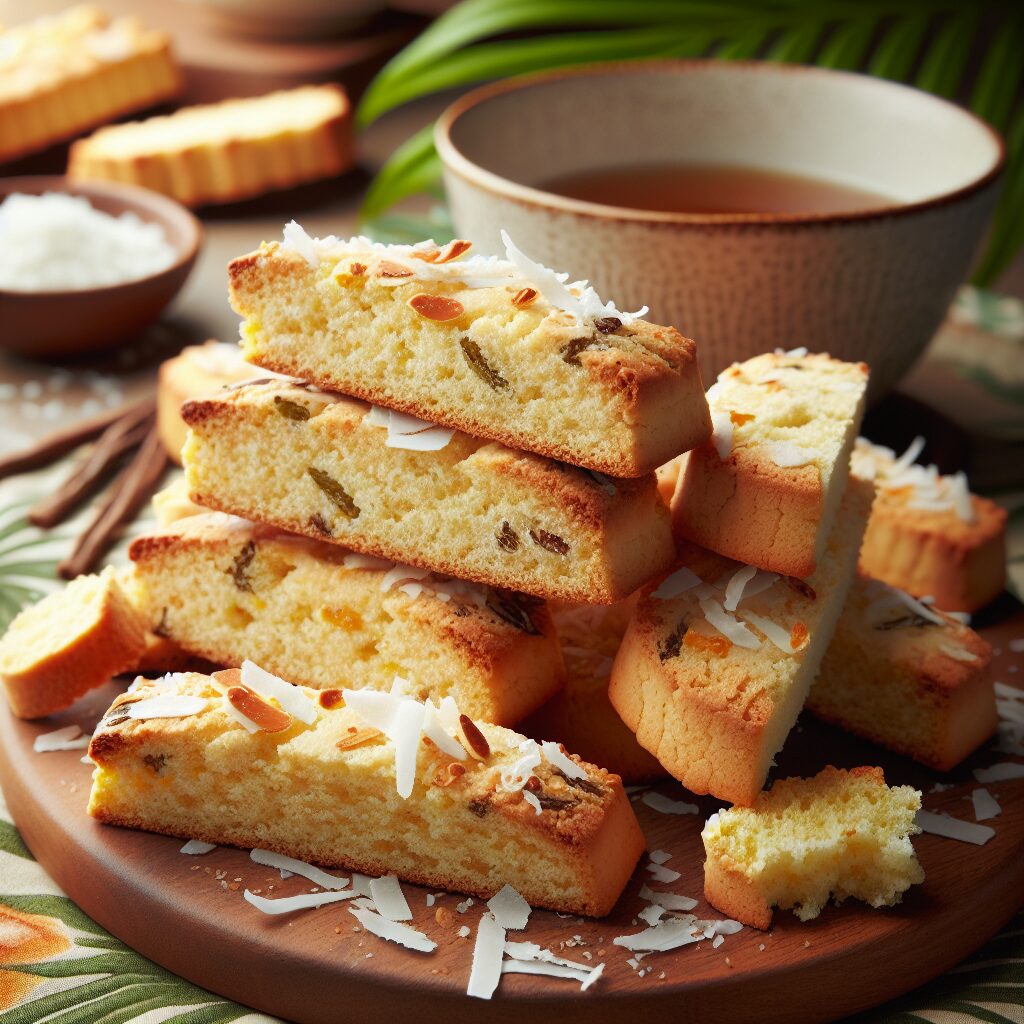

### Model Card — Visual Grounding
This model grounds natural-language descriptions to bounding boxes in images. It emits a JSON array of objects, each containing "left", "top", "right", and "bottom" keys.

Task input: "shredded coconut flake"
[
  {"left": 638, "top": 885, "right": 698, "bottom": 912},
  {"left": 651, "top": 566, "right": 702, "bottom": 600},
  {"left": 127, "top": 694, "right": 207, "bottom": 720},
  {"left": 974, "top": 762, "right": 1024, "bottom": 783},
  {"left": 699, "top": 597, "right": 762, "bottom": 649},
  {"left": 240, "top": 661, "right": 317, "bottom": 725},
  {"left": 710, "top": 409, "right": 734, "bottom": 460},
  {"left": 971, "top": 788, "right": 1001, "bottom": 821},
  {"left": 486, "top": 884, "right": 531, "bottom": 930},
  {"left": 349, "top": 907, "right": 436, "bottom": 952},
  {"left": 764, "top": 441, "right": 820, "bottom": 468},
  {"left": 646, "top": 863, "right": 682, "bottom": 884},
  {"left": 741, "top": 610, "right": 801, "bottom": 654},
  {"left": 33, "top": 725, "right": 90, "bottom": 752},
  {"left": 180, "top": 840, "right": 216, "bottom": 855},
  {"left": 641, "top": 791, "right": 699, "bottom": 815},
  {"left": 250, "top": 849, "right": 349, "bottom": 890},
  {"left": 938, "top": 641, "right": 980, "bottom": 663},
  {"left": 244, "top": 888, "right": 355, "bottom": 915},
  {"left": 723, "top": 565, "right": 758, "bottom": 612},
  {"left": 368, "top": 875, "right": 413, "bottom": 921},
  {"left": 540, "top": 740, "right": 587, "bottom": 781},
  {"left": 467, "top": 913, "right": 505, "bottom": 999},
  {"left": 522, "top": 790, "right": 543, "bottom": 815},
  {"left": 915, "top": 810, "right": 995, "bottom": 845}
]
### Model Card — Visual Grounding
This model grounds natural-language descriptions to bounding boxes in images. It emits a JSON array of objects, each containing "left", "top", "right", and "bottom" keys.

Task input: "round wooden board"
[{"left": 2, "top": 609, "right": 1023, "bottom": 1024}]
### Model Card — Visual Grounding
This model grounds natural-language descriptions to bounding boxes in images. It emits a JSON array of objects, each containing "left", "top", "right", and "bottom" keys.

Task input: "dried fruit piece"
[
  {"left": 273, "top": 396, "right": 311, "bottom": 421},
  {"left": 496, "top": 521, "right": 519, "bottom": 552},
  {"left": 336, "top": 725, "right": 383, "bottom": 750},
  {"left": 227, "top": 685, "right": 292, "bottom": 733},
  {"left": 409, "top": 293, "right": 465, "bottom": 322},
  {"left": 460, "top": 337, "right": 510, "bottom": 391},
  {"left": 658, "top": 619, "right": 688, "bottom": 661},
  {"left": 684, "top": 631, "right": 732, "bottom": 657},
  {"left": 318, "top": 689, "right": 344, "bottom": 709},
  {"left": 875, "top": 614, "right": 936, "bottom": 631},
  {"left": 594, "top": 316, "right": 621, "bottom": 334},
  {"left": 434, "top": 762, "right": 466, "bottom": 787},
  {"left": 307, "top": 513, "right": 332, "bottom": 537},
  {"left": 228, "top": 540, "right": 256, "bottom": 593},
  {"left": 537, "top": 792, "right": 578, "bottom": 811},
  {"left": 729, "top": 410, "right": 754, "bottom": 426},
  {"left": 790, "top": 622, "right": 809, "bottom": 649},
  {"left": 349, "top": 262, "right": 367, "bottom": 276},
  {"left": 787, "top": 577, "right": 816, "bottom": 600},
  {"left": 529, "top": 528, "right": 569, "bottom": 555},
  {"left": 560, "top": 336, "right": 605, "bottom": 365},
  {"left": 153, "top": 607, "right": 171, "bottom": 638},
  {"left": 559, "top": 770, "right": 604, "bottom": 796},
  {"left": 378, "top": 260, "right": 413, "bottom": 278},
  {"left": 307, "top": 466, "right": 360, "bottom": 519},
  {"left": 435, "top": 239, "right": 472, "bottom": 263},
  {"left": 143, "top": 753, "right": 167, "bottom": 775},
  {"left": 487, "top": 595, "right": 541, "bottom": 636},
  {"left": 322, "top": 606, "right": 363, "bottom": 630},
  {"left": 468, "top": 797, "right": 489, "bottom": 817},
  {"left": 457, "top": 714, "right": 490, "bottom": 761},
  {"left": 511, "top": 287, "right": 538, "bottom": 308}
]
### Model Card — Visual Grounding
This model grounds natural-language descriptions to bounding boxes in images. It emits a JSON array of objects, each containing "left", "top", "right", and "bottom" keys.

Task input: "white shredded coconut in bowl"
[{"left": 0, "top": 192, "right": 176, "bottom": 292}]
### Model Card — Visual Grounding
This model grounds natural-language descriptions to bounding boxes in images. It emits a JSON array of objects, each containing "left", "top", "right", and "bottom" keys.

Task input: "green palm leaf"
[{"left": 357, "top": 0, "right": 1023, "bottom": 284}]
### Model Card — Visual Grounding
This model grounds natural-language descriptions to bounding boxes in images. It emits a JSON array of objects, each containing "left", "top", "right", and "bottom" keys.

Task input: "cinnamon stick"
[
  {"left": 57, "top": 427, "right": 168, "bottom": 580},
  {"left": 29, "top": 415, "right": 153, "bottom": 529},
  {"left": 0, "top": 395, "right": 155, "bottom": 481}
]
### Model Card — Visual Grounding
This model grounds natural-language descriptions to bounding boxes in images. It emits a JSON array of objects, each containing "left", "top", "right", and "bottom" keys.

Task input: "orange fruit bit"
[
  {"left": 684, "top": 631, "right": 732, "bottom": 657},
  {"left": 790, "top": 622, "right": 809, "bottom": 649}
]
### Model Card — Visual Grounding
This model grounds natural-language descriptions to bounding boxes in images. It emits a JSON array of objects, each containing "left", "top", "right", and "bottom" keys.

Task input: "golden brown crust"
[
  {"left": 0, "top": 571, "right": 148, "bottom": 719},
  {"left": 703, "top": 854, "right": 772, "bottom": 931}
]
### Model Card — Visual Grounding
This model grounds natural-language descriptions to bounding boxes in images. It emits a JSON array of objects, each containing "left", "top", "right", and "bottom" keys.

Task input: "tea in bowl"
[{"left": 436, "top": 61, "right": 1004, "bottom": 392}]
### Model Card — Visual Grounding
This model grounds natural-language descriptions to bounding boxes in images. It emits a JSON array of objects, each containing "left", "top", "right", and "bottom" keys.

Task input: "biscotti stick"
[
  {"left": 69, "top": 86, "right": 351, "bottom": 207},
  {"left": 88, "top": 668, "right": 645, "bottom": 917},
  {"left": 181, "top": 380, "right": 675, "bottom": 604},
  {"left": 127, "top": 512, "right": 565, "bottom": 725},
  {"left": 853, "top": 437, "right": 1006, "bottom": 612},
  {"left": 809, "top": 576, "right": 996, "bottom": 770},
  {"left": 228, "top": 228, "right": 711, "bottom": 477},
  {"left": 672, "top": 350, "right": 868, "bottom": 578},
  {"left": 702, "top": 766, "right": 924, "bottom": 929},
  {"left": 610, "top": 473, "right": 875, "bottom": 806}
]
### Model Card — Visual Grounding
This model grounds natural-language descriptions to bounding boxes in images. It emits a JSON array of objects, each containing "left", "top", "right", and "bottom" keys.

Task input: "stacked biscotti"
[{"left": 86, "top": 227, "right": 720, "bottom": 915}]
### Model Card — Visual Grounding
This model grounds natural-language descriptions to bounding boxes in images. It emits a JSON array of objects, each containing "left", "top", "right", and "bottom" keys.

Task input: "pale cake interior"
[{"left": 703, "top": 767, "right": 924, "bottom": 922}]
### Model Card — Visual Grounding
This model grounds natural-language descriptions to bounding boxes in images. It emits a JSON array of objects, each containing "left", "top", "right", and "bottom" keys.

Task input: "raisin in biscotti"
[
  {"left": 127, "top": 513, "right": 564, "bottom": 725},
  {"left": 853, "top": 438, "right": 1006, "bottom": 612},
  {"left": 609, "top": 474, "right": 874, "bottom": 806},
  {"left": 522, "top": 601, "right": 665, "bottom": 783},
  {"left": 0, "top": 568, "right": 147, "bottom": 719},
  {"left": 228, "top": 228, "right": 711, "bottom": 477},
  {"left": 702, "top": 767, "right": 924, "bottom": 929},
  {"left": 181, "top": 380, "right": 675, "bottom": 603},
  {"left": 88, "top": 669, "right": 645, "bottom": 917},
  {"left": 809, "top": 576, "right": 996, "bottom": 771},
  {"left": 672, "top": 351, "right": 868, "bottom": 578}
]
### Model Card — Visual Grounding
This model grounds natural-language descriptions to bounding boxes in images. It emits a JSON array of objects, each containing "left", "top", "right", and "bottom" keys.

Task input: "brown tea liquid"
[{"left": 540, "top": 164, "right": 893, "bottom": 215}]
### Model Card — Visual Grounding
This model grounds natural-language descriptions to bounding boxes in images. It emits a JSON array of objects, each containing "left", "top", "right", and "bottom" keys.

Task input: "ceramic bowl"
[
  {"left": 0, "top": 176, "right": 202, "bottom": 359},
  {"left": 436, "top": 61, "right": 1005, "bottom": 393}
]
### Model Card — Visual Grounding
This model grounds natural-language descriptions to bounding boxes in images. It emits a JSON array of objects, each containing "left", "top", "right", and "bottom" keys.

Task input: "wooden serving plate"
[{"left": 2, "top": 611, "right": 1022, "bottom": 1024}]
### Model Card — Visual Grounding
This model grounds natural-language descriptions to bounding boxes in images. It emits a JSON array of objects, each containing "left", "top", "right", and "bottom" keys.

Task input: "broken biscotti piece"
[
  {"left": 672, "top": 351, "right": 868, "bottom": 578},
  {"left": 702, "top": 766, "right": 925, "bottom": 929},
  {"left": 127, "top": 512, "right": 564, "bottom": 725},
  {"left": 0, "top": 568, "right": 147, "bottom": 718},
  {"left": 0, "top": 6, "right": 181, "bottom": 164},
  {"left": 610, "top": 474, "right": 874, "bottom": 806},
  {"left": 68, "top": 85, "right": 351, "bottom": 207},
  {"left": 228, "top": 228, "right": 712, "bottom": 477},
  {"left": 810, "top": 576, "right": 996, "bottom": 771},
  {"left": 853, "top": 438, "right": 1006, "bottom": 612},
  {"left": 523, "top": 601, "right": 664, "bottom": 783},
  {"left": 181, "top": 379, "right": 675, "bottom": 603},
  {"left": 88, "top": 669, "right": 645, "bottom": 916}
]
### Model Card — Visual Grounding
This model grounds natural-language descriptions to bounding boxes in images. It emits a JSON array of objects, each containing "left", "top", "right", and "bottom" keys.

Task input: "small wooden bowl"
[{"left": 0, "top": 176, "right": 202, "bottom": 359}]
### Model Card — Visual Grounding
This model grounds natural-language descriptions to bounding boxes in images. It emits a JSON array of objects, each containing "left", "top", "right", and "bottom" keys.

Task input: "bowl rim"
[
  {"left": 435, "top": 59, "right": 1007, "bottom": 228},
  {"left": 0, "top": 175, "right": 203, "bottom": 298}
]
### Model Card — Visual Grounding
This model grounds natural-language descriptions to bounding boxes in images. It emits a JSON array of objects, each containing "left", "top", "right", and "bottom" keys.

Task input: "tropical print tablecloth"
[{"left": 1, "top": 288, "right": 1023, "bottom": 1024}]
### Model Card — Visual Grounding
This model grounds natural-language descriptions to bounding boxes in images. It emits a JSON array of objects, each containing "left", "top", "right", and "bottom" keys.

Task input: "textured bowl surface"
[
  {"left": 437, "top": 62, "right": 1004, "bottom": 392},
  {"left": 0, "top": 176, "right": 202, "bottom": 359}
]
